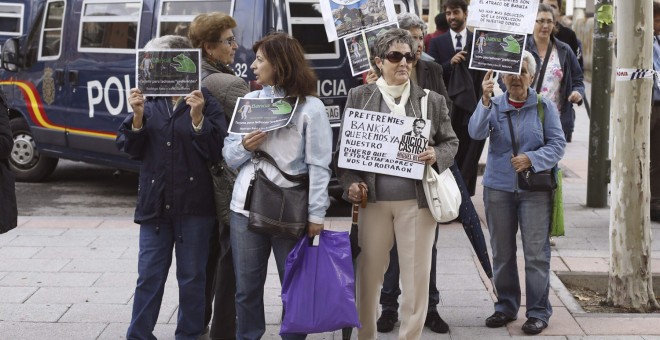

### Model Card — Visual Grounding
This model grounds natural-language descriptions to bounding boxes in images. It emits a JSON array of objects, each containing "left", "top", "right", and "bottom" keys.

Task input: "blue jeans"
[
  {"left": 484, "top": 187, "right": 553, "bottom": 323},
  {"left": 380, "top": 225, "right": 439, "bottom": 313},
  {"left": 127, "top": 215, "right": 215, "bottom": 340},
  {"left": 230, "top": 211, "right": 306, "bottom": 340}
]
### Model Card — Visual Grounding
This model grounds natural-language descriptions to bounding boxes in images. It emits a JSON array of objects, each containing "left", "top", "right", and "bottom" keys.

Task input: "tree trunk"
[{"left": 607, "top": 0, "right": 659, "bottom": 312}]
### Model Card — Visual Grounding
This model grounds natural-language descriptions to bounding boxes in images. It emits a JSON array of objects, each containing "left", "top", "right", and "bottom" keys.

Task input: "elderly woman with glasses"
[
  {"left": 188, "top": 12, "right": 250, "bottom": 340},
  {"left": 469, "top": 51, "right": 565, "bottom": 335},
  {"left": 526, "top": 3, "right": 584, "bottom": 142},
  {"left": 337, "top": 28, "right": 458, "bottom": 339}
]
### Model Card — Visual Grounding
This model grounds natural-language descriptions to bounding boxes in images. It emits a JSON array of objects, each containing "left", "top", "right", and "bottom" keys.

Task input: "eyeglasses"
[
  {"left": 535, "top": 19, "right": 555, "bottom": 26},
  {"left": 218, "top": 36, "right": 237, "bottom": 46},
  {"left": 384, "top": 51, "right": 415, "bottom": 63}
]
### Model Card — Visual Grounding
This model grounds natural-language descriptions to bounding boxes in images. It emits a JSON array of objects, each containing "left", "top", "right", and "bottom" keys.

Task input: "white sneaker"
[{"left": 549, "top": 237, "right": 556, "bottom": 246}]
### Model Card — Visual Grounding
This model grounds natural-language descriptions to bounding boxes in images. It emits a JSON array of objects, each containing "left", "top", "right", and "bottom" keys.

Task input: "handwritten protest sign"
[
  {"left": 136, "top": 49, "right": 201, "bottom": 96},
  {"left": 228, "top": 97, "right": 298, "bottom": 135},
  {"left": 338, "top": 108, "right": 429, "bottom": 180},
  {"left": 469, "top": 29, "right": 526, "bottom": 74},
  {"left": 320, "top": 0, "right": 397, "bottom": 42},
  {"left": 467, "top": 0, "right": 539, "bottom": 34}
]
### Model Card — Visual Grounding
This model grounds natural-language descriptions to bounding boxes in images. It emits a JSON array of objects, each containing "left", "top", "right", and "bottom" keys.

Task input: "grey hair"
[
  {"left": 369, "top": 28, "right": 414, "bottom": 77},
  {"left": 522, "top": 50, "right": 537, "bottom": 77},
  {"left": 537, "top": 3, "right": 559, "bottom": 34},
  {"left": 397, "top": 12, "right": 426, "bottom": 31},
  {"left": 143, "top": 35, "right": 193, "bottom": 50}
]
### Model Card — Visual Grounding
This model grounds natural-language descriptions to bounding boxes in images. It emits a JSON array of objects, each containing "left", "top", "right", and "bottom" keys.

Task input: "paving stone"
[
  {"left": 561, "top": 257, "right": 609, "bottom": 272},
  {"left": 437, "top": 274, "right": 490, "bottom": 291},
  {"left": 98, "top": 322, "right": 179, "bottom": 340},
  {"left": 7, "top": 234, "right": 99, "bottom": 247},
  {"left": 26, "top": 287, "right": 134, "bottom": 304},
  {"left": 59, "top": 303, "right": 175, "bottom": 324},
  {"left": 20, "top": 218, "right": 103, "bottom": 229},
  {"left": 0, "top": 246, "right": 42, "bottom": 259},
  {"left": 567, "top": 336, "right": 645, "bottom": 340},
  {"left": 439, "top": 289, "right": 493, "bottom": 307},
  {"left": 0, "top": 287, "right": 38, "bottom": 303},
  {"left": 33, "top": 246, "right": 128, "bottom": 259},
  {"left": 437, "top": 259, "right": 479, "bottom": 275},
  {"left": 60, "top": 258, "right": 138, "bottom": 273},
  {"left": 0, "top": 258, "right": 70, "bottom": 272},
  {"left": 0, "top": 321, "right": 106, "bottom": 340},
  {"left": 576, "top": 316, "right": 660, "bottom": 335},
  {"left": 0, "top": 303, "right": 70, "bottom": 322},
  {"left": 0, "top": 272, "right": 101, "bottom": 287}
]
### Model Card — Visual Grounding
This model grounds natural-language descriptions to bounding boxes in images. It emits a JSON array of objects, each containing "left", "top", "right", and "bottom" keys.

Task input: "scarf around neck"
[{"left": 376, "top": 77, "right": 410, "bottom": 116}]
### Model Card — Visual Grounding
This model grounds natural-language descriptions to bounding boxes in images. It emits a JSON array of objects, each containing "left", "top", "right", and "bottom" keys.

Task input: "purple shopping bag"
[{"left": 280, "top": 230, "right": 361, "bottom": 334}]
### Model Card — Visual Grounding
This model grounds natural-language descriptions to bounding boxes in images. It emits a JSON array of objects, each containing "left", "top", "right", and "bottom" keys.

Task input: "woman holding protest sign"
[
  {"left": 222, "top": 32, "right": 332, "bottom": 339},
  {"left": 336, "top": 28, "right": 458, "bottom": 339},
  {"left": 468, "top": 52, "right": 565, "bottom": 335},
  {"left": 117, "top": 35, "right": 227, "bottom": 340},
  {"left": 188, "top": 11, "right": 250, "bottom": 340}
]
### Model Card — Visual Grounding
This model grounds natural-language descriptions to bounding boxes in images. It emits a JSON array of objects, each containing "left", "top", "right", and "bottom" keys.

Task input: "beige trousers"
[{"left": 356, "top": 199, "right": 437, "bottom": 340}]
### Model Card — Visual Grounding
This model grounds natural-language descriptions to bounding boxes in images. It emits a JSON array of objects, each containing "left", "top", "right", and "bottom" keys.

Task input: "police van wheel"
[{"left": 9, "top": 117, "right": 59, "bottom": 182}]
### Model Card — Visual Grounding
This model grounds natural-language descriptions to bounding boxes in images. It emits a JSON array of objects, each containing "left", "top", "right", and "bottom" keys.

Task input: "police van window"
[
  {"left": 0, "top": 3, "right": 24, "bottom": 35},
  {"left": 286, "top": 0, "right": 338, "bottom": 60},
  {"left": 78, "top": 0, "right": 141, "bottom": 53},
  {"left": 393, "top": 0, "right": 411, "bottom": 14},
  {"left": 157, "top": 0, "right": 233, "bottom": 37},
  {"left": 39, "top": 0, "right": 65, "bottom": 59}
]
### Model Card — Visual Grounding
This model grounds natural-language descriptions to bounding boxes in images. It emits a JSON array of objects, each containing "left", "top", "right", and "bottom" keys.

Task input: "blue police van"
[{"left": 0, "top": 0, "right": 418, "bottom": 183}]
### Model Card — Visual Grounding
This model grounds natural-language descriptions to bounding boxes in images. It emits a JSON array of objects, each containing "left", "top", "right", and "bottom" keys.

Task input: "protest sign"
[
  {"left": 228, "top": 97, "right": 298, "bottom": 135},
  {"left": 344, "top": 34, "right": 371, "bottom": 75},
  {"left": 136, "top": 49, "right": 201, "bottom": 96},
  {"left": 469, "top": 29, "right": 526, "bottom": 74},
  {"left": 320, "top": 0, "right": 397, "bottom": 42},
  {"left": 364, "top": 22, "right": 398, "bottom": 50},
  {"left": 338, "top": 108, "right": 429, "bottom": 180},
  {"left": 467, "top": 0, "right": 539, "bottom": 34}
]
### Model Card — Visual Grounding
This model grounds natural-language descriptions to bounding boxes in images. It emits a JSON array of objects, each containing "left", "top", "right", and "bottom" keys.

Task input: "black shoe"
[
  {"left": 425, "top": 310, "right": 449, "bottom": 333},
  {"left": 376, "top": 310, "right": 398, "bottom": 333},
  {"left": 485, "top": 311, "right": 515, "bottom": 328},
  {"left": 521, "top": 317, "right": 548, "bottom": 335}
]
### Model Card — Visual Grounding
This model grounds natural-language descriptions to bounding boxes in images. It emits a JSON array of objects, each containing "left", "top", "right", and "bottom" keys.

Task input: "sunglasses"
[{"left": 384, "top": 51, "right": 415, "bottom": 63}]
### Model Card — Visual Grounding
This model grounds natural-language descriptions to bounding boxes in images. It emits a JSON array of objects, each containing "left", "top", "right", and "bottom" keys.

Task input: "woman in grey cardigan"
[
  {"left": 188, "top": 12, "right": 249, "bottom": 340},
  {"left": 337, "top": 28, "right": 458, "bottom": 339}
]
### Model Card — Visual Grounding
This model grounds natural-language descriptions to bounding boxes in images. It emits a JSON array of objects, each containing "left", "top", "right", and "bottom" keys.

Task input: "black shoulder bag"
[
  {"left": 244, "top": 150, "right": 309, "bottom": 240},
  {"left": 534, "top": 40, "right": 553, "bottom": 93},
  {"left": 506, "top": 95, "right": 557, "bottom": 191}
]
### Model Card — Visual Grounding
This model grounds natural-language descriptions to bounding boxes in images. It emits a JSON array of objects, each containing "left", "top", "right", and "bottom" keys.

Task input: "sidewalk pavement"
[{"left": 1, "top": 82, "right": 660, "bottom": 339}]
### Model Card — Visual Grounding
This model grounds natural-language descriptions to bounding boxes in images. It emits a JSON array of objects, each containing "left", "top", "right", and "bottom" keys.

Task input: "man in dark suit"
[
  {"left": 428, "top": 0, "right": 471, "bottom": 86},
  {"left": 428, "top": 0, "right": 485, "bottom": 196}
]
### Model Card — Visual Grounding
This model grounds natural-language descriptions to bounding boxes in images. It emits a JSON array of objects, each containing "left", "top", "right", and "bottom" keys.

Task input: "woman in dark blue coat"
[{"left": 116, "top": 35, "right": 227, "bottom": 340}]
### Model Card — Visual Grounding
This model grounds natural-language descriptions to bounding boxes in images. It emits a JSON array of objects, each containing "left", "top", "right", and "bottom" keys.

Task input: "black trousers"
[
  {"left": 204, "top": 220, "right": 237, "bottom": 340},
  {"left": 651, "top": 105, "right": 660, "bottom": 212}
]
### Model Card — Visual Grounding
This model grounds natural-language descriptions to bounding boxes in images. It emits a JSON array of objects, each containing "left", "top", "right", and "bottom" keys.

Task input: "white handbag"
[{"left": 420, "top": 89, "right": 461, "bottom": 223}]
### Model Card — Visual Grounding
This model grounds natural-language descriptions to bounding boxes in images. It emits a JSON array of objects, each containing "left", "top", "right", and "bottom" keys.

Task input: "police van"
[{"left": 0, "top": 0, "right": 419, "bottom": 182}]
